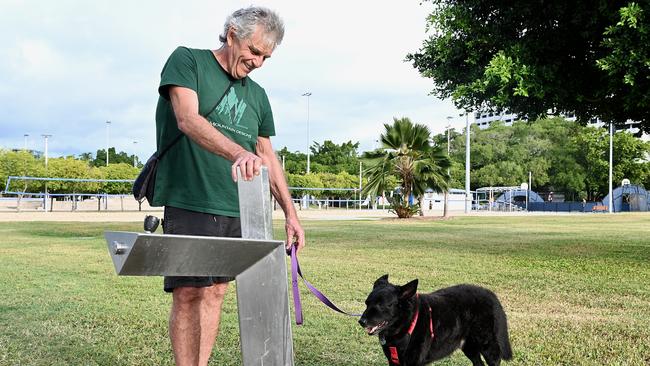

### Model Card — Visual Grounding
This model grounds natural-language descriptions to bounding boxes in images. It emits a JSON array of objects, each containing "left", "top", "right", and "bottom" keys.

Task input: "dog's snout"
[{"left": 358, "top": 318, "right": 367, "bottom": 327}]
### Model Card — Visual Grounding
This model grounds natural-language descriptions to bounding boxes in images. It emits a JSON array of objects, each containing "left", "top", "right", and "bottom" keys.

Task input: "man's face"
[{"left": 227, "top": 26, "right": 274, "bottom": 79}]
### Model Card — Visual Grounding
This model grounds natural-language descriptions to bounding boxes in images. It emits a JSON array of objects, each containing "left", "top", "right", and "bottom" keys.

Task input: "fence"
[
  {"left": 2, "top": 177, "right": 469, "bottom": 213},
  {"left": 1, "top": 177, "right": 374, "bottom": 212},
  {"left": 527, "top": 202, "right": 600, "bottom": 212},
  {"left": 2, "top": 176, "right": 153, "bottom": 212},
  {"left": 286, "top": 187, "right": 390, "bottom": 210},
  {"left": 0, "top": 193, "right": 158, "bottom": 212}
]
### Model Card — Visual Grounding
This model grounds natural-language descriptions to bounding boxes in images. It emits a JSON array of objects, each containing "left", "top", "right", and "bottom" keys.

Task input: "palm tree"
[{"left": 362, "top": 117, "right": 451, "bottom": 218}]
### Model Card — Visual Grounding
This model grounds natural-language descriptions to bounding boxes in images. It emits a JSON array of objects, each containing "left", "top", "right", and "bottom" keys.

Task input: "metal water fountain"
[{"left": 105, "top": 167, "right": 294, "bottom": 365}]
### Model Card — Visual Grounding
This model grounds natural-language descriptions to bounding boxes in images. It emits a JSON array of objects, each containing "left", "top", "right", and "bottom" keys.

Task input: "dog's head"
[{"left": 358, "top": 274, "right": 418, "bottom": 336}]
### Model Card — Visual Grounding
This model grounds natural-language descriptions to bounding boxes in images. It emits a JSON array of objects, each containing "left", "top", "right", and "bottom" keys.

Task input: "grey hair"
[{"left": 219, "top": 6, "right": 284, "bottom": 49}]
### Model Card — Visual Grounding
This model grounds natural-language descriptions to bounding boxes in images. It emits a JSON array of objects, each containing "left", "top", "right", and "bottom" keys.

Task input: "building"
[
  {"left": 473, "top": 110, "right": 519, "bottom": 129},
  {"left": 473, "top": 110, "right": 647, "bottom": 140}
]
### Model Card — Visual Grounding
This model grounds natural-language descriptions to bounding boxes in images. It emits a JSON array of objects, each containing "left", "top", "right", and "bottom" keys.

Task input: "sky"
[{"left": 0, "top": 0, "right": 466, "bottom": 161}]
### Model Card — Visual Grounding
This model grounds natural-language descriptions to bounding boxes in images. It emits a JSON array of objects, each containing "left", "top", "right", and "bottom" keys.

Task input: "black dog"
[{"left": 359, "top": 275, "right": 512, "bottom": 366}]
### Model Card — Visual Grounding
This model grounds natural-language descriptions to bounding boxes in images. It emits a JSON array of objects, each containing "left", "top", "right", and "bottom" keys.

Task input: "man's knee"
[
  {"left": 173, "top": 283, "right": 229, "bottom": 308},
  {"left": 209, "top": 283, "right": 229, "bottom": 297},
  {"left": 204, "top": 283, "right": 229, "bottom": 306},
  {"left": 173, "top": 286, "right": 205, "bottom": 309}
]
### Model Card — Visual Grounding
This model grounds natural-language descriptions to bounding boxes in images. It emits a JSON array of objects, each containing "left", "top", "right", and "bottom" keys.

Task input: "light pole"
[
  {"left": 41, "top": 134, "right": 52, "bottom": 167},
  {"left": 359, "top": 161, "right": 363, "bottom": 211},
  {"left": 446, "top": 116, "right": 453, "bottom": 155},
  {"left": 464, "top": 112, "right": 471, "bottom": 214},
  {"left": 24, "top": 134, "right": 29, "bottom": 150},
  {"left": 608, "top": 122, "right": 613, "bottom": 213},
  {"left": 302, "top": 92, "right": 311, "bottom": 174},
  {"left": 42, "top": 134, "right": 52, "bottom": 212},
  {"left": 106, "top": 120, "right": 111, "bottom": 166},
  {"left": 526, "top": 171, "right": 533, "bottom": 212},
  {"left": 133, "top": 140, "right": 138, "bottom": 167},
  {"left": 444, "top": 116, "right": 453, "bottom": 217}
]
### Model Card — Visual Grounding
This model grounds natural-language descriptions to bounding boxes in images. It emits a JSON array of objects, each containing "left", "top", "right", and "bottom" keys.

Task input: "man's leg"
[
  {"left": 198, "top": 283, "right": 229, "bottom": 366},
  {"left": 164, "top": 207, "right": 241, "bottom": 365},
  {"left": 169, "top": 283, "right": 229, "bottom": 366},
  {"left": 169, "top": 286, "right": 202, "bottom": 366}
]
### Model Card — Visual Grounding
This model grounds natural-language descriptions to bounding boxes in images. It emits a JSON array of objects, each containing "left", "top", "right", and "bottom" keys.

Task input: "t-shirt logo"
[{"left": 215, "top": 89, "right": 248, "bottom": 129}]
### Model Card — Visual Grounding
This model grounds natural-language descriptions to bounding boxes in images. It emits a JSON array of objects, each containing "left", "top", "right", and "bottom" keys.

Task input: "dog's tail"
[{"left": 494, "top": 300, "right": 513, "bottom": 360}]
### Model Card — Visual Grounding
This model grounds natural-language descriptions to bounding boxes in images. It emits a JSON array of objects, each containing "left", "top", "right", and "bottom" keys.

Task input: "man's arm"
[
  {"left": 169, "top": 85, "right": 261, "bottom": 181},
  {"left": 256, "top": 136, "right": 305, "bottom": 252}
]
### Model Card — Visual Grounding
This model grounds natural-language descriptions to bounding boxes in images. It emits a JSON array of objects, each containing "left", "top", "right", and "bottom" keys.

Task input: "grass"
[{"left": 0, "top": 214, "right": 649, "bottom": 365}]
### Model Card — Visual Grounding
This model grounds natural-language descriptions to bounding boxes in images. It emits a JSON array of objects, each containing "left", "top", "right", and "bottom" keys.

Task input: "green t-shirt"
[{"left": 152, "top": 46, "right": 276, "bottom": 216}]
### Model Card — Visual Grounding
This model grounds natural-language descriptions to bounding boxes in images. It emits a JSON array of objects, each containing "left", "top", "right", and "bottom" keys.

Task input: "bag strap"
[{"left": 158, "top": 79, "right": 236, "bottom": 159}]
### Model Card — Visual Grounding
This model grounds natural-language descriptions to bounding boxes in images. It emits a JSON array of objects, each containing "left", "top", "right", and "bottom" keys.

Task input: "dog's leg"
[
  {"left": 461, "top": 339, "right": 485, "bottom": 366},
  {"left": 479, "top": 341, "right": 502, "bottom": 366}
]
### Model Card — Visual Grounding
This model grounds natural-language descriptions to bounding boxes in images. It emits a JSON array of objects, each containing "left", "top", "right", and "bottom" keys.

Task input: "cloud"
[{"left": 0, "top": 0, "right": 461, "bottom": 159}]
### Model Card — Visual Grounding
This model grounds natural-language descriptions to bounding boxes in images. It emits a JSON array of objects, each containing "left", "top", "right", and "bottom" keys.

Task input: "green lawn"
[{"left": 0, "top": 214, "right": 649, "bottom": 365}]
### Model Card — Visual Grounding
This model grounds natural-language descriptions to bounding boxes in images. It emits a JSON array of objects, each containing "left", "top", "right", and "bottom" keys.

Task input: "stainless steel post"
[{"left": 237, "top": 167, "right": 294, "bottom": 366}]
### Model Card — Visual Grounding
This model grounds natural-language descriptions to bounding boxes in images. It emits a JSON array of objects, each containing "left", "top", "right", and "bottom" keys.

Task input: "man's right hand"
[{"left": 231, "top": 150, "right": 262, "bottom": 181}]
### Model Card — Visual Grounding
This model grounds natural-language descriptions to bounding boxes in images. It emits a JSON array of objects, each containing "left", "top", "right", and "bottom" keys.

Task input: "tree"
[
  {"left": 98, "top": 163, "right": 140, "bottom": 194},
  {"left": 438, "top": 117, "right": 649, "bottom": 201},
  {"left": 407, "top": 1, "right": 650, "bottom": 132},
  {"left": 277, "top": 140, "right": 361, "bottom": 175},
  {"left": 310, "top": 140, "right": 360, "bottom": 175},
  {"left": 0, "top": 149, "right": 46, "bottom": 194},
  {"left": 612, "top": 130, "right": 650, "bottom": 185},
  {"left": 362, "top": 117, "right": 451, "bottom": 218},
  {"left": 286, "top": 173, "right": 323, "bottom": 200},
  {"left": 597, "top": 2, "right": 650, "bottom": 125},
  {"left": 276, "top": 147, "right": 307, "bottom": 175},
  {"left": 317, "top": 172, "right": 358, "bottom": 199},
  {"left": 0, "top": 151, "right": 142, "bottom": 197},
  {"left": 463, "top": 118, "right": 589, "bottom": 198},
  {"left": 77, "top": 152, "right": 94, "bottom": 162},
  {"left": 47, "top": 157, "right": 101, "bottom": 194},
  {"left": 574, "top": 126, "right": 650, "bottom": 200},
  {"left": 88, "top": 147, "right": 138, "bottom": 167}
]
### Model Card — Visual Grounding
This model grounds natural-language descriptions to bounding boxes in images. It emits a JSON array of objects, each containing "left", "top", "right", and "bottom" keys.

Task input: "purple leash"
[{"left": 290, "top": 245, "right": 361, "bottom": 325}]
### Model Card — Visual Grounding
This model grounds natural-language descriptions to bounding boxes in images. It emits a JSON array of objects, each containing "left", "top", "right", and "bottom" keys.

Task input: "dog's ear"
[
  {"left": 399, "top": 279, "right": 418, "bottom": 299},
  {"left": 373, "top": 274, "right": 389, "bottom": 288}
]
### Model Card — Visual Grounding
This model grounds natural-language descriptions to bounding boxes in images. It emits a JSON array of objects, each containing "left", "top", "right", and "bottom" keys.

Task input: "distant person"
[
  {"left": 151, "top": 6, "right": 305, "bottom": 366},
  {"left": 548, "top": 191, "right": 554, "bottom": 202}
]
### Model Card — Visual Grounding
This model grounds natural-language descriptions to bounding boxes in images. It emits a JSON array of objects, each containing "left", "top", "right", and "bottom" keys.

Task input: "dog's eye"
[{"left": 377, "top": 303, "right": 392, "bottom": 311}]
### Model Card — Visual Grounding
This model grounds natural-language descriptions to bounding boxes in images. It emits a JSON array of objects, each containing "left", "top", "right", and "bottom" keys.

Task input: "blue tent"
[
  {"left": 601, "top": 184, "right": 649, "bottom": 212},
  {"left": 495, "top": 189, "right": 544, "bottom": 203}
]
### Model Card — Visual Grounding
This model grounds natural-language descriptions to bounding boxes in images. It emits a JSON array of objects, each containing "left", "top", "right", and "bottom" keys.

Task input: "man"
[{"left": 151, "top": 6, "right": 304, "bottom": 366}]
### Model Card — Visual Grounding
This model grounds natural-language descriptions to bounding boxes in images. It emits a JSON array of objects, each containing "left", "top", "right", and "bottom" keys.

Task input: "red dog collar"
[{"left": 386, "top": 294, "right": 435, "bottom": 365}]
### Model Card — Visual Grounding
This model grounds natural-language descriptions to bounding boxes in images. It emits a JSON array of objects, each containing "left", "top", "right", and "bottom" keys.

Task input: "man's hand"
[
  {"left": 285, "top": 216, "right": 305, "bottom": 253},
  {"left": 254, "top": 136, "right": 304, "bottom": 253},
  {"left": 231, "top": 150, "right": 262, "bottom": 181}
]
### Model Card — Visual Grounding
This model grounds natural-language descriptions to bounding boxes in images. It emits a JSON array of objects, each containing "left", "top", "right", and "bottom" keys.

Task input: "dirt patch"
[{"left": 380, "top": 215, "right": 455, "bottom": 222}]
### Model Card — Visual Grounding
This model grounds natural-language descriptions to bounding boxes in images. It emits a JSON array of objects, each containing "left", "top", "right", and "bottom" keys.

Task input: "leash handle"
[{"left": 290, "top": 245, "right": 361, "bottom": 325}]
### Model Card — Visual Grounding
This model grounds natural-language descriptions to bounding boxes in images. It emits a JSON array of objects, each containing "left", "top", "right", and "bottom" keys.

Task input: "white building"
[
  {"left": 473, "top": 110, "right": 519, "bottom": 129},
  {"left": 422, "top": 188, "right": 467, "bottom": 212},
  {"left": 473, "top": 110, "right": 647, "bottom": 139}
]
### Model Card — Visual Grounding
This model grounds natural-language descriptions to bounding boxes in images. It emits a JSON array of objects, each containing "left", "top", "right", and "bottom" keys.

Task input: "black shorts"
[{"left": 163, "top": 206, "right": 241, "bottom": 293}]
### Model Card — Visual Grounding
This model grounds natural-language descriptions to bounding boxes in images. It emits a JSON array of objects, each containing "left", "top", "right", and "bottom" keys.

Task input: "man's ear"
[
  {"left": 226, "top": 27, "right": 236, "bottom": 47},
  {"left": 400, "top": 279, "right": 418, "bottom": 299},
  {"left": 373, "top": 274, "right": 389, "bottom": 288}
]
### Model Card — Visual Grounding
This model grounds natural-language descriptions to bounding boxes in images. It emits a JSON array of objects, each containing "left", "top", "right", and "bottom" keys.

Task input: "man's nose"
[{"left": 252, "top": 55, "right": 264, "bottom": 68}]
